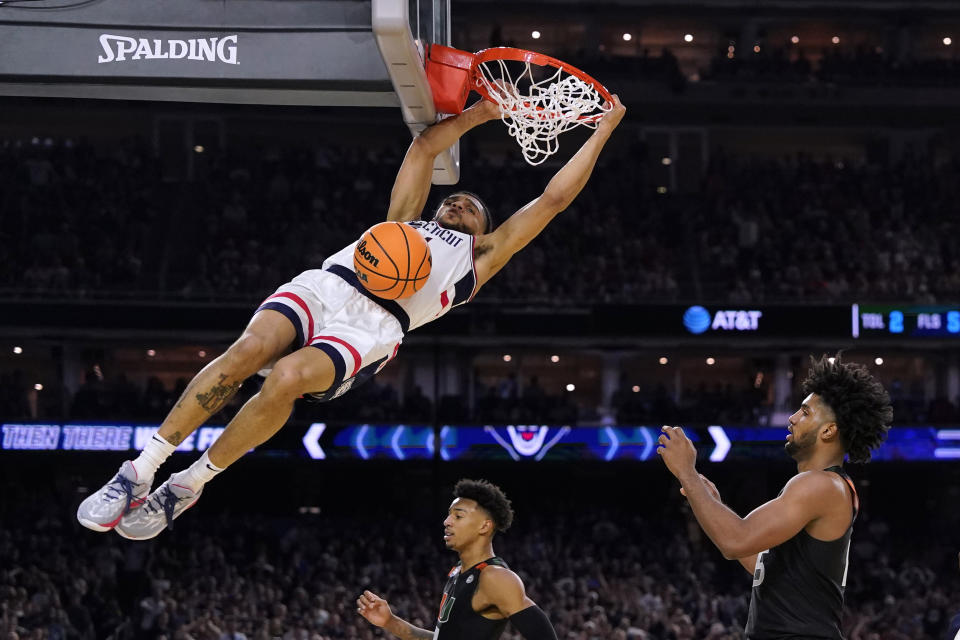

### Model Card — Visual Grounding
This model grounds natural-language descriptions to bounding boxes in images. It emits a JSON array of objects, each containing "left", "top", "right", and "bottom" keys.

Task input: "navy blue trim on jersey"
[
  {"left": 325, "top": 264, "right": 410, "bottom": 333},
  {"left": 257, "top": 301, "right": 305, "bottom": 347},
  {"left": 452, "top": 269, "right": 476, "bottom": 307},
  {"left": 310, "top": 342, "right": 346, "bottom": 390},
  {"left": 304, "top": 354, "right": 388, "bottom": 403}
]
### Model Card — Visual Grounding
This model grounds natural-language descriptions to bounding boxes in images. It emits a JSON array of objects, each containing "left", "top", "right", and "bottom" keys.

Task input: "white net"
[{"left": 475, "top": 58, "right": 610, "bottom": 166}]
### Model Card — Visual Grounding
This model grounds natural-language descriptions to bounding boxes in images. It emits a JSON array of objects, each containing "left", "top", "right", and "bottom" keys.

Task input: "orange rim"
[{"left": 471, "top": 46, "right": 614, "bottom": 122}]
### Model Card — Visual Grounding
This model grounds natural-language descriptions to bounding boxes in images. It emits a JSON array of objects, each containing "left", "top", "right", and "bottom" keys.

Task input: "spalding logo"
[{"left": 356, "top": 240, "right": 379, "bottom": 267}]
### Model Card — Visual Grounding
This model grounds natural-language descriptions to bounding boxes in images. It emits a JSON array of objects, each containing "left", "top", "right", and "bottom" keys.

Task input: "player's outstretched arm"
[
  {"left": 386, "top": 99, "right": 501, "bottom": 223},
  {"left": 472, "top": 96, "right": 626, "bottom": 288},
  {"left": 680, "top": 473, "right": 758, "bottom": 574},
  {"left": 658, "top": 426, "right": 835, "bottom": 560},
  {"left": 478, "top": 567, "right": 559, "bottom": 640},
  {"left": 356, "top": 590, "right": 433, "bottom": 640}
]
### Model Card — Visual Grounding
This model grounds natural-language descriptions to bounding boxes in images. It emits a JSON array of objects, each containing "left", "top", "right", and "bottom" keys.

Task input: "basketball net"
[{"left": 475, "top": 59, "right": 611, "bottom": 166}]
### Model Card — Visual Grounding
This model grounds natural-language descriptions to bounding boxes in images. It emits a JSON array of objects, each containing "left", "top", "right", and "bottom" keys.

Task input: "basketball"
[{"left": 353, "top": 222, "right": 432, "bottom": 300}]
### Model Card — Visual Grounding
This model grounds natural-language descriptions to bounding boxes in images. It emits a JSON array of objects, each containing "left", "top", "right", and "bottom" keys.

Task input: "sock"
[
  {"left": 131, "top": 433, "right": 177, "bottom": 478},
  {"left": 176, "top": 450, "right": 224, "bottom": 492}
]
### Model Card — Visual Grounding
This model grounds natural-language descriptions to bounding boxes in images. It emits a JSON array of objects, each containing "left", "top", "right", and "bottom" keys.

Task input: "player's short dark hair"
[
  {"left": 453, "top": 478, "right": 513, "bottom": 532},
  {"left": 801, "top": 354, "right": 893, "bottom": 463},
  {"left": 435, "top": 191, "right": 494, "bottom": 233}
]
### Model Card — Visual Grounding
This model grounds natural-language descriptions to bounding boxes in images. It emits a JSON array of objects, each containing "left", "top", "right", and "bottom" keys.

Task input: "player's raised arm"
[
  {"left": 472, "top": 96, "right": 626, "bottom": 289},
  {"left": 357, "top": 590, "right": 434, "bottom": 640},
  {"left": 680, "top": 473, "right": 758, "bottom": 574},
  {"left": 658, "top": 426, "right": 838, "bottom": 560},
  {"left": 386, "top": 99, "right": 501, "bottom": 223},
  {"left": 477, "top": 566, "right": 559, "bottom": 640}
]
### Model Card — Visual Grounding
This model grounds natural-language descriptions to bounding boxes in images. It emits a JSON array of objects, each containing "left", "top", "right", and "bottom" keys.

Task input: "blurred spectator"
[
  {"left": 3, "top": 136, "right": 957, "bottom": 306},
  {"left": 0, "top": 470, "right": 955, "bottom": 640}
]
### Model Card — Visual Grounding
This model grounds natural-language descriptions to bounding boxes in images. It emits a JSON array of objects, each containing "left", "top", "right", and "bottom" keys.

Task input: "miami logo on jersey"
[{"left": 437, "top": 592, "right": 456, "bottom": 624}]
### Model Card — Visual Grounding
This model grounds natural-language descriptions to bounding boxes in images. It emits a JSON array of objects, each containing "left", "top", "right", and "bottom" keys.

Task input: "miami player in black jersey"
[
  {"left": 356, "top": 479, "right": 558, "bottom": 640},
  {"left": 657, "top": 354, "right": 893, "bottom": 639}
]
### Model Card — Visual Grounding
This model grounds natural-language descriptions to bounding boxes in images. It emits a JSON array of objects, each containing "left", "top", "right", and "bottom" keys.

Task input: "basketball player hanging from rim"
[
  {"left": 357, "top": 479, "right": 559, "bottom": 640},
  {"left": 657, "top": 354, "right": 893, "bottom": 639},
  {"left": 76, "top": 93, "right": 626, "bottom": 539}
]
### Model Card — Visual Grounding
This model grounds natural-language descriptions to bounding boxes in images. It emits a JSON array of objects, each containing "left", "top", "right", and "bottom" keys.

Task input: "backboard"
[
  {"left": 0, "top": 0, "right": 458, "bottom": 183},
  {"left": 373, "top": 0, "right": 459, "bottom": 184}
]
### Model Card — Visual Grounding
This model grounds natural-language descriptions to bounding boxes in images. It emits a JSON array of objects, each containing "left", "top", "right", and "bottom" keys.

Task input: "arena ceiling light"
[
  {"left": 531, "top": 30, "right": 541, "bottom": 40},
  {"left": 632, "top": 385, "right": 640, "bottom": 393},
  {"left": 944, "top": 37, "right": 953, "bottom": 46},
  {"left": 34, "top": 383, "right": 43, "bottom": 391},
  {"left": 565, "top": 383, "right": 576, "bottom": 391},
  {"left": 791, "top": 35, "right": 800, "bottom": 44},
  {"left": 661, "top": 157, "right": 672, "bottom": 165},
  {"left": 13, "top": 346, "right": 22, "bottom": 354},
  {"left": 622, "top": 33, "right": 632, "bottom": 42},
  {"left": 832, "top": 36, "right": 840, "bottom": 44},
  {"left": 706, "top": 357, "right": 716, "bottom": 365},
  {"left": 684, "top": 33, "right": 694, "bottom": 43},
  {"left": 502, "top": 354, "right": 512, "bottom": 362},
  {"left": 875, "top": 357, "right": 884, "bottom": 365},
  {"left": 550, "top": 355, "right": 560, "bottom": 363},
  {"left": 659, "top": 357, "right": 668, "bottom": 365}
]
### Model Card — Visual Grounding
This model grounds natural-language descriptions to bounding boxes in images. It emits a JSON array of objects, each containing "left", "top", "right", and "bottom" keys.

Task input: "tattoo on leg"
[
  {"left": 195, "top": 373, "right": 243, "bottom": 415},
  {"left": 174, "top": 383, "right": 194, "bottom": 410},
  {"left": 168, "top": 431, "right": 183, "bottom": 446}
]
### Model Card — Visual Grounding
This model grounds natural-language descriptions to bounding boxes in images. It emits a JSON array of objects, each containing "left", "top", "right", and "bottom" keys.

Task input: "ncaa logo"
[{"left": 483, "top": 425, "right": 571, "bottom": 461}]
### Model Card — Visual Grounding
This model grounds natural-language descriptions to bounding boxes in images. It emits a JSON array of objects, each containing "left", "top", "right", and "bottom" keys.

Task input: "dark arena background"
[{"left": 2, "top": 0, "right": 960, "bottom": 639}]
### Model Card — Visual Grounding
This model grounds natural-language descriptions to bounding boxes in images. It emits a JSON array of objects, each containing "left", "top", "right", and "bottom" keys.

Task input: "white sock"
[
  {"left": 176, "top": 450, "right": 224, "bottom": 492},
  {"left": 131, "top": 433, "right": 177, "bottom": 478}
]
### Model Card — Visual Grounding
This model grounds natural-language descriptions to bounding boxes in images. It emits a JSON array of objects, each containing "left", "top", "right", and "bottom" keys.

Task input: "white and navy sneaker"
[
  {"left": 114, "top": 473, "right": 202, "bottom": 540},
  {"left": 77, "top": 461, "right": 153, "bottom": 532}
]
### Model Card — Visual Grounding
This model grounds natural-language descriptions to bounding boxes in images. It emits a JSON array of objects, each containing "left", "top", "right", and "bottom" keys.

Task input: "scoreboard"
[{"left": 853, "top": 304, "right": 960, "bottom": 339}]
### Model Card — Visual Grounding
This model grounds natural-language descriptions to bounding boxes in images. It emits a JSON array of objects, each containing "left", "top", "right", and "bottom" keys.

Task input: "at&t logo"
[{"left": 683, "top": 306, "right": 763, "bottom": 334}]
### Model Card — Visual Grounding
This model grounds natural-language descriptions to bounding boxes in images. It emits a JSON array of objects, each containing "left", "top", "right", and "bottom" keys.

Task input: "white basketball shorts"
[{"left": 253, "top": 269, "right": 404, "bottom": 400}]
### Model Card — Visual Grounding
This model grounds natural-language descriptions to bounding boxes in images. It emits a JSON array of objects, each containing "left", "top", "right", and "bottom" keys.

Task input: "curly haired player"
[
  {"left": 657, "top": 354, "right": 893, "bottom": 639},
  {"left": 357, "top": 479, "right": 557, "bottom": 640}
]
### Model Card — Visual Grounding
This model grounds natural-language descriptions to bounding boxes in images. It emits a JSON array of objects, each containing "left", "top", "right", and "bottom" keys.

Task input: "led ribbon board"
[{"left": 4, "top": 423, "right": 949, "bottom": 462}]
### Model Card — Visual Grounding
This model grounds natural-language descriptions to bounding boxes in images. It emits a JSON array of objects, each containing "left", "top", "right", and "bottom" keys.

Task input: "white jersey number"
[{"left": 752, "top": 550, "right": 768, "bottom": 587}]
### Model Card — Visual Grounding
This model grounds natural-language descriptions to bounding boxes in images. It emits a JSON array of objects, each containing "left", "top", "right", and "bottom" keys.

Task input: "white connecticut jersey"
[{"left": 322, "top": 220, "right": 478, "bottom": 332}]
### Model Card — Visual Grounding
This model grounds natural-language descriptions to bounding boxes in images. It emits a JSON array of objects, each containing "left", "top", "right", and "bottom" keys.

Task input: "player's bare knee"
[
  {"left": 261, "top": 363, "right": 309, "bottom": 401},
  {"left": 224, "top": 333, "right": 271, "bottom": 375}
]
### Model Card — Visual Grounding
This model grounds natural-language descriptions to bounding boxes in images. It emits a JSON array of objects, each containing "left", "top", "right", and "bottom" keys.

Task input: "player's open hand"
[
  {"left": 357, "top": 590, "right": 393, "bottom": 628},
  {"left": 597, "top": 95, "right": 626, "bottom": 133},
  {"left": 656, "top": 425, "right": 697, "bottom": 479},
  {"left": 680, "top": 473, "right": 721, "bottom": 502}
]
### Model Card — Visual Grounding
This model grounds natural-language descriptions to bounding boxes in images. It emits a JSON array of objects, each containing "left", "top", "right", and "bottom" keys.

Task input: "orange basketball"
[{"left": 353, "top": 222, "right": 432, "bottom": 300}]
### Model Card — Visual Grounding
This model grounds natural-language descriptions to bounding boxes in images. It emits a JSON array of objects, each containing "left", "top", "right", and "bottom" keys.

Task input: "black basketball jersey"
[
  {"left": 745, "top": 466, "right": 859, "bottom": 639},
  {"left": 434, "top": 557, "right": 509, "bottom": 640}
]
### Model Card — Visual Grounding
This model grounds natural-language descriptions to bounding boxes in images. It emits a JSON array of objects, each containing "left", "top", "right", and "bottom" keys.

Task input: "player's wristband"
[{"left": 509, "top": 605, "right": 558, "bottom": 640}]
